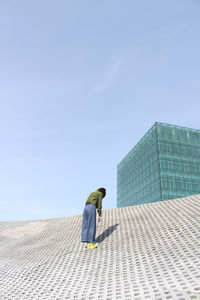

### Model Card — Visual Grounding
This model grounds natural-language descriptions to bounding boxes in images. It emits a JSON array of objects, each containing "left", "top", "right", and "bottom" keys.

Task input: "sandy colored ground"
[{"left": 0, "top": 221, "right": 49, "bottom": 239}]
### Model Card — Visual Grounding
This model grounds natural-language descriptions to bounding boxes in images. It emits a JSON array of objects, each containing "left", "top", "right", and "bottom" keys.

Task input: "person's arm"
[{"left": 96, "top": 192, "right": 103, "bottom": 218}]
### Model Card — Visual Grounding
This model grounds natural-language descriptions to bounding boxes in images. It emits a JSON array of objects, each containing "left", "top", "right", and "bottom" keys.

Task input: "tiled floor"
[{"left": 0, "top": 195, "right": 200, "bottom": 299}]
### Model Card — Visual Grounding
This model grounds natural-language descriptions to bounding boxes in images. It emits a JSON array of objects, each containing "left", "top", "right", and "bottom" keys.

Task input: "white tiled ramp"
[{"left": 0, "top": 195, "right": 200, "bottom": 300}]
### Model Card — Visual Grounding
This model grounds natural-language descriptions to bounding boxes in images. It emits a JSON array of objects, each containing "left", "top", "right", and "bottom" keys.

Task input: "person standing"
[{"left": 81, "top": 188, "right": 106, "bottom": 249}]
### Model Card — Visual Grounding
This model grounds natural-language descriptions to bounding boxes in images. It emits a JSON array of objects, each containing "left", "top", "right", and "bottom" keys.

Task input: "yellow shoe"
[
  {"left": 86, "top": 243, "right": 91, "bottom": 249},
  {"left": 90, "top": 242, "right": 99, "bottom": 249}
]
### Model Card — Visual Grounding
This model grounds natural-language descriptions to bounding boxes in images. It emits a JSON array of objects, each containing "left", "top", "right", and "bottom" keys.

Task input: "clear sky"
[{"left": 0, "top": 0, "right": 200, "bottom": 221}]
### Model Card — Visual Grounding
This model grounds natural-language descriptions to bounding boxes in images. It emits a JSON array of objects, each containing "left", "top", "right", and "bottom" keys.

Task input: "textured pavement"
[{"left": 0, "top": 195, "right": 200, "bottom": 300}]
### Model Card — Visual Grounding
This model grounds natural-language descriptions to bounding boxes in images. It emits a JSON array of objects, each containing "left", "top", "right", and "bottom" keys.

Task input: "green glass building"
[{"left": 117, "top": 122, "right": 200, "bottom": 207}]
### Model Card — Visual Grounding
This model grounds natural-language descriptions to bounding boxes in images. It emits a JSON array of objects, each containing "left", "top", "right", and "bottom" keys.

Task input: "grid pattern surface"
[
  {"left": 0, "top": 194, "right": 200, "bottom": 300},
  {"left": 157, "top": 123, "right": 200, "bottom": 201},
  {"left": 117, "top": 124, "right": 161, "bottom": 207},
  {"left": 117, "top": 122, "right": 200, "bottom": 208}
]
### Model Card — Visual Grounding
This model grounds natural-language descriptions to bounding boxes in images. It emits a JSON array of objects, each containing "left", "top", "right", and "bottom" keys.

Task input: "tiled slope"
[{"left": 0, "top": 195, "right": 200, "bottom": 300}]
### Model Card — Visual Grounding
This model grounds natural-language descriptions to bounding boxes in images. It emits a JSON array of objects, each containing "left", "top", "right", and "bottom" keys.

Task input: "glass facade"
[{"left": 117, "top": 122, "right": 200, "bottom": 207}]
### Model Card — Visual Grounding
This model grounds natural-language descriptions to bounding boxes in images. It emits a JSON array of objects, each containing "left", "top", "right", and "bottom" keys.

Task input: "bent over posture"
[{"left": 81, "top": 188, "right": 106, "bottom": 249}]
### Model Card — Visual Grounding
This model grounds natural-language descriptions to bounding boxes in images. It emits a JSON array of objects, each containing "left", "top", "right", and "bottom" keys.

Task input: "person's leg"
[
  {"left": 91, "top": 207, "right": 96, "bottom": 243},
  {"left": 81, "top": 205, "right": 89, "bottom": 243},
  {"left": 87, "top": 204, "right": 97, "bottom": 243}
]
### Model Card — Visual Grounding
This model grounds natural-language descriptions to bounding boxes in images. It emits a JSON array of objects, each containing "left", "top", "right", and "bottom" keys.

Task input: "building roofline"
[
  {"left": 117, "top": 122, "right": 157, "bottom": 168},
  {"left": 117, "top": 121, "right": 200, "bottom": 169},
  {"left": 156, "top": 121, "right": 200, "bottom": 133}
]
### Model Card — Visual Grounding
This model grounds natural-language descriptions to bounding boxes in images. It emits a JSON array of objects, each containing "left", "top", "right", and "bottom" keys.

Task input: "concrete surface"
[{"left": 0, "top": 194, "right": 200, "bottom": 300}]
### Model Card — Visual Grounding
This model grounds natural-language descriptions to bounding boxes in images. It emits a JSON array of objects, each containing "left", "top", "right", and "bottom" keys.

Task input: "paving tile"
[{"left": 0, "top": 195, "right": 200, "bottom": 299}]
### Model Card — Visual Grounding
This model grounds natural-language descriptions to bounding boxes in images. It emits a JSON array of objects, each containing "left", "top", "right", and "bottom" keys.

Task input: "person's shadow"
[{"left": 96, "top": 224, "right": 119, "bottom": 243}]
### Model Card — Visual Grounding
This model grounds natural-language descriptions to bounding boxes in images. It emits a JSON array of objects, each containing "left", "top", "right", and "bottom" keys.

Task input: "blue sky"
[{"left": 0, "top": 0, "right": 200, "bottom": 221}]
